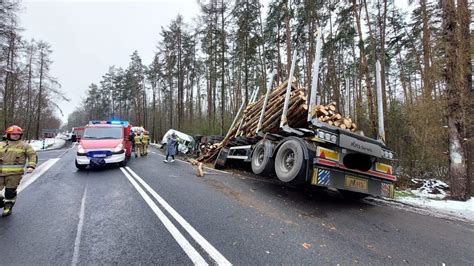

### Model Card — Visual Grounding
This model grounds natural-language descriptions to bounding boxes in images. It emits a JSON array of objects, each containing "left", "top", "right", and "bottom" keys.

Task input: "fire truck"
[
  {"left": 75, "top": 120, "right": 132, "bottom": 170},
  {"left": 71, "top": 127, "right": 85, "bottom": 142}
]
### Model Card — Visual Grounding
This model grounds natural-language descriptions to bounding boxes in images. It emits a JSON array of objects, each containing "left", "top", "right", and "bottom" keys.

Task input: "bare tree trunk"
[
  {"left": 177, "top": 24, "right": 183, "bottom": 131},
  {"left": 168, "top": 77, "right": 173, "bottom": 129},
  {"left": 220, "top": 0, "right": 226, "bottom": 135},
  {"left": 207, "top": 67, "right": 212, "bottom": 127},
  {"left": 151, "top": 81, "right": 156, "bottom": 143},
  {"left": 442, "top": 0, "right": 470, "bottom": 200},
  {"left": 36, "top": 51, "right": 45, "bottom": 140},
  {"left": 420, "top": 0, "right": 433, "bottom": 99},
  {"left": 197, "top": 75, "right": 202, "bottom": 121},
  {"left": 25, "top": 43, "right": 35, "bottom": 139},
  {"left": 352, "top": 0, "right": 377, "bottom": 137},
  {"left": 244, "top": 34, "right": 249, "bottom": 105},
  {"left": 3, "top": 30, "right": 17, "bottom": 129},
  {"left": 276, "top": 23, "right": 282, "bottom": 84},
  {"left": 284, "top": 2, "right": 292, "bottom": 77}
]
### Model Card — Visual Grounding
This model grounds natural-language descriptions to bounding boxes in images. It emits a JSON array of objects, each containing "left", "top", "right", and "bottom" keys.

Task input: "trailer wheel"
[
  {"left": 251, "top": 141, "right": 274, "bottom": 175},
  {"left": 274, "top": 139, "right": 305, "bottom": 183}
]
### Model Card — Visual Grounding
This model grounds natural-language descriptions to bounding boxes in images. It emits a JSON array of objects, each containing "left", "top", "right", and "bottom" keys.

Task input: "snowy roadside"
[
  {"left": 29, "top": 134, "right": 68, "bottom": 151},
  {"left": 369, "top": 179, "right": 473, "bottom": 223}
]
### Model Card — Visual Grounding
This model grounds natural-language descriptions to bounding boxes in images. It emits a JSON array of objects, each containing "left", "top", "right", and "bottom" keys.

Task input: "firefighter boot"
[
  {"left": 0, "top": 197, "right": 4, "bottom": 209},
  {"left": 2, "top": 201, "right": 14, "bottom": 217}
]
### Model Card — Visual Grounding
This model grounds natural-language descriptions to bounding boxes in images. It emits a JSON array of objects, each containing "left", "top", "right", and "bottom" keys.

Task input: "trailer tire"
[
  {"left": 251, "top": 141, "right": 274, "bottom": 175},
  {"left": 274, "top": 139, "right": 305, "bottom": 183}
]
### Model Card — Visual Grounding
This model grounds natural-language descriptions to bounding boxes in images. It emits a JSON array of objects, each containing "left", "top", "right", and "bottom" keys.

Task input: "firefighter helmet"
[{"left": 5, "top": 125, "right": 23, "bottom": 134}]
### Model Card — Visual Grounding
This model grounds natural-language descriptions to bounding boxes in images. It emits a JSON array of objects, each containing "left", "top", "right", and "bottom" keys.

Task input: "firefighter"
[
  {"left": 0, "top": 125, "right": 37, "bottom": 217},
  {"left": 142, "top": 131, "right": 150, "bottom": 156},
  {"left": 134, "top": 131, "right": 143, "bottom": 158}
]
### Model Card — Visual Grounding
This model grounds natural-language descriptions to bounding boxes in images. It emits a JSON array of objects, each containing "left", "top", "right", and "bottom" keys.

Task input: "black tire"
[
  {"left": 339, "top": 190, "right": 368, "bottom": 200},
  {"left": 251, "top": 141, "right": 274, "bottom": 175},
  {"left": 274, "top": 139, "right": 306, "bottom": 183},
  {"left": 75, "top": 160, "right": 87, "bottom": 170}
]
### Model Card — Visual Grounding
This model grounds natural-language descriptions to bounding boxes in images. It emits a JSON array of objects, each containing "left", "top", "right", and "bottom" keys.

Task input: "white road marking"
[
  {"left": 119, "top": 167, "right": 208, "bottom": 266},
  {"left": 124, "top": 166, "right": 232, "bottom": 266},
  {"left": 17, "top": 158, "right": 60, "bottom": 194},
  {"left": 72, "top": 186, "right": 87, "bottom": 266}
]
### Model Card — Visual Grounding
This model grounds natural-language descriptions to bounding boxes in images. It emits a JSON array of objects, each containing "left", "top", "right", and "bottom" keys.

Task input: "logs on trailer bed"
[
  {"left": 313, "top": 102, "right": 357, "bottom": 132},
  {"left": 198, "top": 80, "right": 357, "bottom": 163}
]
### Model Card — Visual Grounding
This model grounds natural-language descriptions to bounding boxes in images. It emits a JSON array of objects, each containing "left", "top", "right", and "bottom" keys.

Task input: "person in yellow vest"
[
  {"left": 134, "top": 131, "right": 143, "bottom": 158},
  {"left": 142, "top": 131, "right": 150, "bottom": 156},
  {"left": 0, "top": 125, "right": 37, "bottom": 217}
]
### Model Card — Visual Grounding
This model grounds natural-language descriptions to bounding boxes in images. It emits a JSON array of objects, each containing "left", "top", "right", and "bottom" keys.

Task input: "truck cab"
[{"left": 75, "top": 120, "right": 132, "bottom": 170}]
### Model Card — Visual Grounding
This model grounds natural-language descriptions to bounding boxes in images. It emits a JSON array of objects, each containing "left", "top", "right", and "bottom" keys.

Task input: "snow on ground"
[
  {"left": 29, "top": 136, "right": 67, "bottom": 151},
  {"left": 372, "top": 178, "right": 474, "bottom": 222},
  {"left": 395, "top": 196, "right": 474, "bottom": 222}
]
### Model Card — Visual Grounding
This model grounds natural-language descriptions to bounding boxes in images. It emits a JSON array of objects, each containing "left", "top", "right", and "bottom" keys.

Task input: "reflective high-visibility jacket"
[
  {"left": 0, "top": 140, "right": 37, "bottom": 176},
  {"left": 134, "top": 135, "right": 142, "bottom": 145},
  {"left": 142, "top": 135, "right": 149, "bottom": 145}
]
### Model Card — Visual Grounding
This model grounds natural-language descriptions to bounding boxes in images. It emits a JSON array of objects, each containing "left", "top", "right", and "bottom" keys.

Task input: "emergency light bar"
[{"left": 88, "top": 120, "right": 129, "bottom": 126}]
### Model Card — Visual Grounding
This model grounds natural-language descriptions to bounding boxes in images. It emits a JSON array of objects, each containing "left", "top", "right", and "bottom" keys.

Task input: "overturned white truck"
[{"left": 214, "top": 31, "right": 396, "bottom": 199}]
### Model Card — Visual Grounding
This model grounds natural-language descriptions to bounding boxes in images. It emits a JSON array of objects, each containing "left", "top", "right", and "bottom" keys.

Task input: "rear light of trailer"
[{"left": 316, "top": 147, "right": 339, "bottom": 162}]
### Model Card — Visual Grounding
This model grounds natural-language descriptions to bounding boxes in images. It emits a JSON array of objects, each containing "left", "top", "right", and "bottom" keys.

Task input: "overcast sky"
[{"left": 19, "top": 0, "right": 202, "bottom": 123}]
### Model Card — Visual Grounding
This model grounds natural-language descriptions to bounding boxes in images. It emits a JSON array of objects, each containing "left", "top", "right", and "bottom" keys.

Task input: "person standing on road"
[
  {"left": 163, "top": 132, "right": 177, "bottom": 163},
  {"left": 142, "top": 131, "right": 150, "bottom": 156},
  {"left": 0, "top": 125, "right": 37, "bottom": 217},
  {"left": 129, "top": 130, "right": 136, "bottom": 152},
  {"left": 134, "top": 131, "right": 143, "bottom": 158}
]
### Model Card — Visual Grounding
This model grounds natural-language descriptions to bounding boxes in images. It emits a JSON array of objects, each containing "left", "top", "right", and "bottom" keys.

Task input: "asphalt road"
[{"left": 0, "top": 145, "right": 473, "bottom": 265}]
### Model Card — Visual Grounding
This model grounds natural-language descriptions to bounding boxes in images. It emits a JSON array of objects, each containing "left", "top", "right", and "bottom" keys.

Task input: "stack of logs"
[
  {"left": 235, "top": 79, "right": 307, "bottom": 137},
  {"left": 198, "top": 79, "right": 357, "bottom": 163},
  {"left": 312, "top": 102, "right": 357, "bottom": 132}
]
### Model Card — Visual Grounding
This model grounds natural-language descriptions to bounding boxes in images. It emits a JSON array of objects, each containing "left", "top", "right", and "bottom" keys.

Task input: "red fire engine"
[{"left": 75, "top": 120, "right": 132, "bottom": 170}]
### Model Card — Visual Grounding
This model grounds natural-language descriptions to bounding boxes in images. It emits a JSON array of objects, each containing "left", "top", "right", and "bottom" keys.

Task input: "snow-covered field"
[{"left": 29, "top": 134, "right": 67, "bottom": 151}]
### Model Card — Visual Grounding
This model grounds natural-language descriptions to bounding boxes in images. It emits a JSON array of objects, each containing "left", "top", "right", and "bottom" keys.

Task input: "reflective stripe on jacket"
[{"left": 0, "top": 140, "right": 37, "bottom": 176}]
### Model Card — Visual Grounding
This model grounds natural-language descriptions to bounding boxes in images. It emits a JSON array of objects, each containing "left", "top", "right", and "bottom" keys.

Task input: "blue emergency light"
[{"left": 88, "top": 120, "right": 129, "bottom": 126}]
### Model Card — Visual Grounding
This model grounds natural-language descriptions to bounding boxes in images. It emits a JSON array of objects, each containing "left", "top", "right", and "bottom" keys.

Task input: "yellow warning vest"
[
  {"left": 142, "top": 135, "right": 149, "bottom": 144},
  {"left": 0, "top": 140, "right": 37, "bottom": 176},
  {"left": 134, "top": 135, "right": 142, "bottom": 144}
]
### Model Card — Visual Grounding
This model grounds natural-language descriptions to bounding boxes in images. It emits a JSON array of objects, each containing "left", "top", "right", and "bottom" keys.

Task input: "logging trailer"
[{"left": 214, "top": 30, "right": 396, "bottom": 199}]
